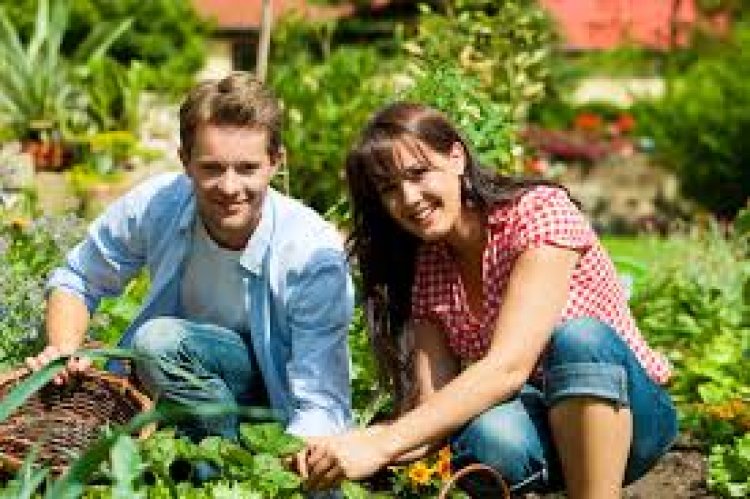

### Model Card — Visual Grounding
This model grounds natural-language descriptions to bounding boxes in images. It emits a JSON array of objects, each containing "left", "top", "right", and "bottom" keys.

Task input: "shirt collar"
[
  {"left": 179, "top": 188, "right": 275, "bottom": 276},
  {"left": 239, "top": 189, "right": 274, "bottom": 275}
]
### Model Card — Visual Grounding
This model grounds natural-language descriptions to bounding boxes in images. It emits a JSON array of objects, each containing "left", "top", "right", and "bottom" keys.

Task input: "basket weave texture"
[
  {"left": 438, "top": 463, "right": 510, "bottom": 499},
  {"left": 0, "top": 366, "right": 152, "bottom": 473}
]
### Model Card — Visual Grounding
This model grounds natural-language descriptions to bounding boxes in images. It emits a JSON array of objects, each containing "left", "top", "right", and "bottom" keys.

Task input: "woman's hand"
[{"left": 302, "top": 426, "right": 395, "bottom": 490}]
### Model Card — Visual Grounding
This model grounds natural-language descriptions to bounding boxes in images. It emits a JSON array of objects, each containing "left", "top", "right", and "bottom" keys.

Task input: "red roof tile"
[
  {"left": 539, "top": 0, "right": 730, "bottom": 50},
  {"left": 193, "top": 0, "right": 390, "bottom": 30}
]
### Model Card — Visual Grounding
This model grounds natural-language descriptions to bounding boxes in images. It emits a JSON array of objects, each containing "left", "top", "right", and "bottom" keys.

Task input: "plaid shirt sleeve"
[{"left": 510, "top": 186, "right": 595, "bottom": 254}]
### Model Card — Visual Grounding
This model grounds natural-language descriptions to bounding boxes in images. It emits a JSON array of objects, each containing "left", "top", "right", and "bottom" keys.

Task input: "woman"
[{"left": 300, "top": 102, "right": 677, "bottom": 498}]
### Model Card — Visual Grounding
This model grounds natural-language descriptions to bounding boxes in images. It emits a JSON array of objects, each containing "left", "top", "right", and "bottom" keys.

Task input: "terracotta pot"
[{"left": 22, "top": 140, "right": 70, "bottom": 172}]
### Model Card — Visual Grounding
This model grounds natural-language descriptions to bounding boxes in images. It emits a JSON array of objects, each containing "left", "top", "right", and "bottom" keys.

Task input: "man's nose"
[{"left": 217, "top": 168, "right": 242, "bottom": 195}]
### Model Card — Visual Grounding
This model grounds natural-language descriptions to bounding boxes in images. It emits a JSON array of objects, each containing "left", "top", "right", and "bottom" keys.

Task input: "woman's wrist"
[{"left": 372, "top": 421, "right": 412, "bottom": 462}]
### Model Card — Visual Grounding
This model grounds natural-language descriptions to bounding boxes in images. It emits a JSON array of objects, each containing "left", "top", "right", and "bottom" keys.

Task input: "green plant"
[
  {"left": 402, "top": 64, "right": 518, "bottom": 170},
  {"left": 4, "top": 0, "right": 209, "bottom": 96},
  {"left": 0, "top": 215, "right": 85, "bottom": 367},
  {"left": 642, "top": 22, "right": 750, "bottom": 217},
  {"left": 630, "top": 222, "right": 750, "bottom": 451},
  {"left": 411, "top": 0, "right": 554, "bottom": 122},
  {"left": 270, "top": 40, "right": 396, "bottom": 210},
  {"left": 0, "top": 0, "right": 131, "bottom": 139},
  {"left": 708, "top": 432, "right": 750, "bottom": 498}
]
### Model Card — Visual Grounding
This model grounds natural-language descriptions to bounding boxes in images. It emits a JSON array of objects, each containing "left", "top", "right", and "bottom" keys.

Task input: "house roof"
[
  {"left": 192, "top": 0, "right": 391, "bottom": 30},
  {"left": 539, "top": 0, "right": 730, "bottom": 50}
]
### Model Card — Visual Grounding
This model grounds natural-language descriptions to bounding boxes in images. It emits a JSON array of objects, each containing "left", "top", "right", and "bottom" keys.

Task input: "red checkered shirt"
[{"left": 410, "top": 186, "right": 671, "bottom": 384}]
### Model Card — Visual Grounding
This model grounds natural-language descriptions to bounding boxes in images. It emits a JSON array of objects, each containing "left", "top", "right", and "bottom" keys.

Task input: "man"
[{"left": 27, "top": 73, "right": 354, "bottom": 441}]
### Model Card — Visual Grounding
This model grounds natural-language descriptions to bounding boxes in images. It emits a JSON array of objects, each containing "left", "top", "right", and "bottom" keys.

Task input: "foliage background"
[{"left": 2, "top": 0, "right": 209, "bottom": 96}]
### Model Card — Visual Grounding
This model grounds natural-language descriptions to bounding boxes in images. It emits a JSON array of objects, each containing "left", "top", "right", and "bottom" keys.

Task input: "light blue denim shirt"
[{"left": 47, "top": 172, "right": 354, "bottom": 437}]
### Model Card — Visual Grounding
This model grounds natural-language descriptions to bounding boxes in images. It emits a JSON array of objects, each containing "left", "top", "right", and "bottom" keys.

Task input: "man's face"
[{"left": 182, "top": 125, "right": 279, "bottom": 250}]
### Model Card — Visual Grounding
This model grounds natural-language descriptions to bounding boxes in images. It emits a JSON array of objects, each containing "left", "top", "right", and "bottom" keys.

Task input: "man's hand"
[{"left": 25, "top": 345, "right": 91, "bottom": 385}]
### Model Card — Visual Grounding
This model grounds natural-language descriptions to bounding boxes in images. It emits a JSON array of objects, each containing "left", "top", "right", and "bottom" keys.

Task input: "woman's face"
[{"left": 372, "top": 138, "right": 466, "bottom": 242}]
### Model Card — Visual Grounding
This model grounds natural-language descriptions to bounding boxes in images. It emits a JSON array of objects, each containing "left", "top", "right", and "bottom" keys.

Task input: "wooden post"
[
  {"left": 256, "top": 0, "right": 272, "bottom": 82},
  {"left": 255, "top": 0, "right": 289, "bottom": 194}
]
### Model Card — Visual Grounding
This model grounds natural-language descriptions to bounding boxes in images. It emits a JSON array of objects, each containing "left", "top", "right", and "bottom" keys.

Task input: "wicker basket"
[
  {"left": 0, "top": 366, "right": 153, "bottom": 473},
  {"left": 438, "top": 463, "right": 510, "bottom": 499}
]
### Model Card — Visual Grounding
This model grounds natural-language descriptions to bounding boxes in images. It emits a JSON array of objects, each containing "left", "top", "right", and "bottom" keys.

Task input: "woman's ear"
[{"left": 447, "top": 142, "right": 466, "bottom": 175}]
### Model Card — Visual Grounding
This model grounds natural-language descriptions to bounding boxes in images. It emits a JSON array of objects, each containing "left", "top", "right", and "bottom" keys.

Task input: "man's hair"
[{"left": 179, "top": 72, "right": 282, "bottom": 160}]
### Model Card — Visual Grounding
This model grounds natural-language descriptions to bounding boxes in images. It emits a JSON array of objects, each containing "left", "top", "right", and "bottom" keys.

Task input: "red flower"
[
  {"left": 573, "top": 112, "right": 602, "bottom": 132},
  {"left": 614, "top": 113, "right": 636, "bottom": 134}
]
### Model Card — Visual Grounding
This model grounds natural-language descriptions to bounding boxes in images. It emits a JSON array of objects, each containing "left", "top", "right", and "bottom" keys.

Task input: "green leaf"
[
  {"left": 110, "top": 434, "right": 145, "bottom": 499},
  {"left": 250, "top": 453, "right": 302, "bottom": 492},
  {"left": 0, "top": 359, "right": 65, "bottom": 422},
  {"left": 239, "top": 422, "right": 304, "bottom": 457}
]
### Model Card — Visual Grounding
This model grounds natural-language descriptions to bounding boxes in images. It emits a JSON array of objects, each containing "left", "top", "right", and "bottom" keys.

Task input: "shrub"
[
  {"left": 4, "top": 0, "right": 209, "bottom": 96},
  {"left": 642, "top": 23, "right": 750, "bottom": 217}
]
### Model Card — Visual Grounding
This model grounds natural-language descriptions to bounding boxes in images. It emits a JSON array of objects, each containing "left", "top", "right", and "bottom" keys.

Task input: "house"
[
  {"left": 538, "top": 0, "right": 730, "bottom": 50},
  {"left": 192, "top": 0, "right": 391, "bottom": 79}
]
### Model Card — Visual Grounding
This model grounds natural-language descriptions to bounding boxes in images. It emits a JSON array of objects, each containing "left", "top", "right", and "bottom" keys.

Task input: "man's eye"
[
  {"left": 235, "top": 162, "right": 258, "bottom": 174},
  {"left": 200, "top": 163, "right": 223, "bottom": 173}
]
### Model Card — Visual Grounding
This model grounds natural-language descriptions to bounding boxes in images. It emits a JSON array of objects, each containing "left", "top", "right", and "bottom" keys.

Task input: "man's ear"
[{"left": 272, "top": 147, "right": 287, "bottom": 176}]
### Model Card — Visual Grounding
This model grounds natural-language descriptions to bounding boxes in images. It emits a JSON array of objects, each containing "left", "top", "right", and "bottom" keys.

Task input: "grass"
[{"left": 600, "top": 235, "right": 676, "bottom": 284}]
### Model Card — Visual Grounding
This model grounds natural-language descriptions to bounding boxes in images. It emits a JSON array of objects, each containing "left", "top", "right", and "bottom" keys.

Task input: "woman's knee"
[
  {"left": 546, "top": 317, "right": 625, "bottom": 366},
  {"left": 452, "top": 404, "right": 547, "bottom": 486}
]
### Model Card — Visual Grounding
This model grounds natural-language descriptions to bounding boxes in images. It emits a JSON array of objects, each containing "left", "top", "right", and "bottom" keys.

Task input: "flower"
[
  {"left": 434, "top": 457, "right": 452, "bottom": 480},
  {"left": 434, "top": 445, "right": 453, "bottom": 480},
  {"left": 573, "top": 112, "right": 602, "bottom": 132},
  {"left": 614, "top": 113, "right": 636, "bottom": 134},
  {"left": 407, "top": 461, "right": 433, "bottom": 486}
]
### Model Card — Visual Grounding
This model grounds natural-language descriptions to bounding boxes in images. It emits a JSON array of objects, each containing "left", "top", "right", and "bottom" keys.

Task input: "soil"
[{"left": 521, "top": 436, "right": 714, "bottom": 499}]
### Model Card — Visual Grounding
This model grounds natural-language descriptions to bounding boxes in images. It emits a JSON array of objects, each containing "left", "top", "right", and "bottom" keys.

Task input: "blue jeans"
[
  {"left": 450, "top": 317, "right": 678, "bottom": 495},
  {"left": 131, "top": 317, "right": 268, "bottom": 442}
]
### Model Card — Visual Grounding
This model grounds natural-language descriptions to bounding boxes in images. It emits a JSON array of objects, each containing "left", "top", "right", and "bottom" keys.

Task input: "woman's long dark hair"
[{"left": 345, "top": 102, "right": 560, "bottom": 409}]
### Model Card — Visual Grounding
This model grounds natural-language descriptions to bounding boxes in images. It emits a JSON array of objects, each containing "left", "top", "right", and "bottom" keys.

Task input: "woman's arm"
[
  {"left": 381, "top": 245, "right": 580, "bottom": 459},
  {"left": 389, "top": 321, "right": 460, "bottom": 463},
  {"left": 305, "top": 244, "right": 581, "bottom": 485}
]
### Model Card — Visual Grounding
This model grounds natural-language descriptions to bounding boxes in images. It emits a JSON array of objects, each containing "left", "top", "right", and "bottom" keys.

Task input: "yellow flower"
[
  {"left": 407, "top": 461, "right": 433, "bottom": 486},
  {"left": 9, "top": 217, "right": 30, "bottom": 230}
]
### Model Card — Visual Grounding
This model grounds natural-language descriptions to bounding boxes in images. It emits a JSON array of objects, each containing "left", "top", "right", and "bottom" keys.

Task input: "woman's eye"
[
  {"left": 378, "top": 184, "right": 397, "bottom": 194},
  {"left": 406, "top": 166, "right": 428, "bottom": 179}
]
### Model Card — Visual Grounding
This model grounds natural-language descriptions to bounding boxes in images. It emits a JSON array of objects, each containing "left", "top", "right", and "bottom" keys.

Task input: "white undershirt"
[{"left": 181, "top": 220, "right": 249, "bottom": 334}]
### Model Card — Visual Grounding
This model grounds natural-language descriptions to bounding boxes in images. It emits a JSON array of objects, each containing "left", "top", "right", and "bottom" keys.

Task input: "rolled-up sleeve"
[
  {"left": 46, "top": 194, "right": 145, "bottom": 313},
  {"left": 284, "top": 251, "right": 354, "bottom": 437}
]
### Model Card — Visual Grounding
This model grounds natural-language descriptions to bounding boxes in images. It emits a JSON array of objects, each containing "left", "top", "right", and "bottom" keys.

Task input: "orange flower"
[
  {"left": 615, "top": 113, "right": 636, "bottom": 134},
  {"left": 574, "top": 112, "right": 602, "bottom": 132},
  {"left": 438, "top": 446, "right": 452, "bottom": 462},
  {"left": 434, "top": 457, "right": 452, "bottom": 480},
  {"left": 407, "top": 461, "right": 433, "bottom": 486}
]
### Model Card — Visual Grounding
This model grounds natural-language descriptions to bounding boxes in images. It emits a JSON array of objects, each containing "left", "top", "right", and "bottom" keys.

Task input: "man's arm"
[
  {"left": 26, "top": 289, "right": 91, "bottom": 384},
  {"left": 285, "top": 251, "right": 355, "bottom": 437},
  {"left": 46, "top": 289, "right": 90, "bottom": 352},
  {"left": 27, "top": 186, "right": 148, "bottom": 380}
]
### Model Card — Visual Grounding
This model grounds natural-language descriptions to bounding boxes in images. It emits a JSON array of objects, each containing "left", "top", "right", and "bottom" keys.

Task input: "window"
[{"left": 232, "top": 38, "right": 257, "bottom": 71}]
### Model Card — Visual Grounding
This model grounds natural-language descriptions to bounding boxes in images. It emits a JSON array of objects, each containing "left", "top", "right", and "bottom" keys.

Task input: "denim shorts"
[{"left": 449, "top": 317, "right": 678, "bottom": 494}]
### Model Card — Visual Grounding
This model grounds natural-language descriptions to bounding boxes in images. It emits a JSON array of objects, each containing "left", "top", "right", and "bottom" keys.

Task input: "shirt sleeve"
[
  {"left": 509, "top": 186, "right": 595, "bottom": 254},
  {"left": 46, "top": 189, "right": 146, "bottom": 312},
  {"left": 284, "top": 251, "right": 355, "bottom": 437}
]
